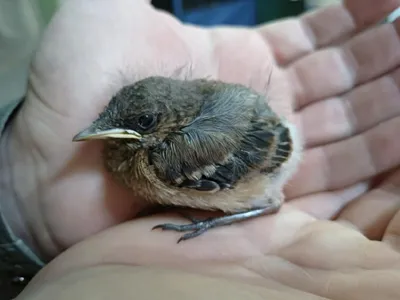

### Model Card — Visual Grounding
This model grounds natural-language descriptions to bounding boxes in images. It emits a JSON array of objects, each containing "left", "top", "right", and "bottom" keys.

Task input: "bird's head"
[{"left": 73, "top": 76, "right": 205, "bottom": 153}]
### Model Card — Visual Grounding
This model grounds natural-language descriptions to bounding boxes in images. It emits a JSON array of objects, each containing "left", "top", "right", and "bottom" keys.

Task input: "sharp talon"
[
  {"left": 152, "top": 223, "right": 188, "bottom": 232},
  {"left": 152, "top": 224, "right": 172, "bottom": 231},
  {"left": 177, "top": 227, "right": 210, "bottom": 243}
]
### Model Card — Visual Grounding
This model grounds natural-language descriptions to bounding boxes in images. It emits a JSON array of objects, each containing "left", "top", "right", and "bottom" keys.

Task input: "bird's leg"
[{"left": 152, "top": 199, "right": 281, "bottom": 243}]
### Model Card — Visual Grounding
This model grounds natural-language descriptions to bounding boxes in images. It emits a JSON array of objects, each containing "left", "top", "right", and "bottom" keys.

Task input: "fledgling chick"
[{"left": 73, "top": 76, "right": 302, "bottom": 242}]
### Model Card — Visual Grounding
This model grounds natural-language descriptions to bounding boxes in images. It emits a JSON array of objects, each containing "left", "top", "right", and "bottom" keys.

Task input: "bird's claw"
[
  {"left": 152, "top": 205, "right": 281, "bottom": 243},
  {"left": 152, "top": 213, "right": 218, "bottom": 243}
]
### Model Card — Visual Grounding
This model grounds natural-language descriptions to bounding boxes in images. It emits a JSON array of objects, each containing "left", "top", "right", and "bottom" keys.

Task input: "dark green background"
[{"left": 256, "top": 0, "right": 305, "bottom": 23}]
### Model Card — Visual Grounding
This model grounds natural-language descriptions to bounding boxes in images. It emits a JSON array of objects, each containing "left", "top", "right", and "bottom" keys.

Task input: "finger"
[
  {"left": 384, "top": 210, "right": 400, "bottom": 252},
  {"left": 336, "top": 171, "right": 400, "bottom": 244},
  {"left": 336, "top": 187, "right": 400, "bottom": 241},
  {"left": 286, "top": 116, "right": 400, "bottom": 198},
  {"left": 257, "top": 0, "right": 400, "bottom": 66},
  {"left": 344, "top": 0, "right": 400, "bottom": 27},
  {"left": 287, "top": 182, "right": 369, "bottom": 220},
  {"left": 289, "top": 19, "right": 400, "bottom": 110},
  {"left": 297, "top": 67, "right": 400, "bottom": 148}
]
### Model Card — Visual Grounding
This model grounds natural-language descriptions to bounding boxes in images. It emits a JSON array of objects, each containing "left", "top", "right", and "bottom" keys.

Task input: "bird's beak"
[{"left": 72, "top": 126, "right": 142, "bottom": 141}]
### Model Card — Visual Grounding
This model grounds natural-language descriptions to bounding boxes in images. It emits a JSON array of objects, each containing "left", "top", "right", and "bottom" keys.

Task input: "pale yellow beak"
[{"left": 72, "top": 127, "right": 142, "bottom": 141}]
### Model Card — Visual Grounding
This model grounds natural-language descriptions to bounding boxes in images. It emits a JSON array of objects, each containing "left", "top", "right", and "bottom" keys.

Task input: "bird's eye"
[{"left": 137, "top": 114, "right": 157, "bottom": 131}]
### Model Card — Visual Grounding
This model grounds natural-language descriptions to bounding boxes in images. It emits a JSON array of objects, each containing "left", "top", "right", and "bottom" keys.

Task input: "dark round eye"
[{"left": 137, "top": 114, "right": 157, "bottom": 131}]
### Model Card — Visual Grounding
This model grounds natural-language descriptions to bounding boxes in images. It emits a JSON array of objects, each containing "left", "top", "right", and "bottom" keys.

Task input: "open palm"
[{"left": 7, "top": 0, "right": 400, "bottom": 263}]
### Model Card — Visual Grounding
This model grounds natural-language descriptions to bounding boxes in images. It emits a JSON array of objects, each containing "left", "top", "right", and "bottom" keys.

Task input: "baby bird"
[{"left": 73, "top": 76, "right": 302, "bottom": 242}]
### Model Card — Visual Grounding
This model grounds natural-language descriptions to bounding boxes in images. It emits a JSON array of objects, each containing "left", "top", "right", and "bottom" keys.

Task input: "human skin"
[
  {"left": 1, "top": 1, "right": 400, "bottom": 298},
  {"left": 15, "top": 215, "right": 400, "bottom": 299}
]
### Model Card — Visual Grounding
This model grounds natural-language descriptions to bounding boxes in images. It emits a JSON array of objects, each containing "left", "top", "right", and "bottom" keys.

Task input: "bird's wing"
[{"left": 150, "top": 119, "right": 284, "bottom": 193}]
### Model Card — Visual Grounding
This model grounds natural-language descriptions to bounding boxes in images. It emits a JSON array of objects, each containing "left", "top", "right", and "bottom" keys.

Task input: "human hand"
[
  {"left": 1, "top": 0, "right": 400, "bottom": 262},
  {"left": 16, "top": 207, "right": 400, "bottom": 300}
]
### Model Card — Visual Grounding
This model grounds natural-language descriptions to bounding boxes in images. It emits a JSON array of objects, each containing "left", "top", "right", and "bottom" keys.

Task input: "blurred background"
[{"left": 0, "top": 0, "right": 343, "bottom": 108}]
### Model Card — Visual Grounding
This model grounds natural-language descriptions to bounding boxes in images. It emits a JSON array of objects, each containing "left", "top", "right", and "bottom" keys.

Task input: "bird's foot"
[{"left": 152, "top": 204, "right": 281, "bottom": 243}]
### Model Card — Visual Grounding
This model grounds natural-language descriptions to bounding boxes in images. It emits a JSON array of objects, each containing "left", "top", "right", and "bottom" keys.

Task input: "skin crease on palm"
[{"left": 1, "top": 0, "right": 400, "bottom": 298}]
